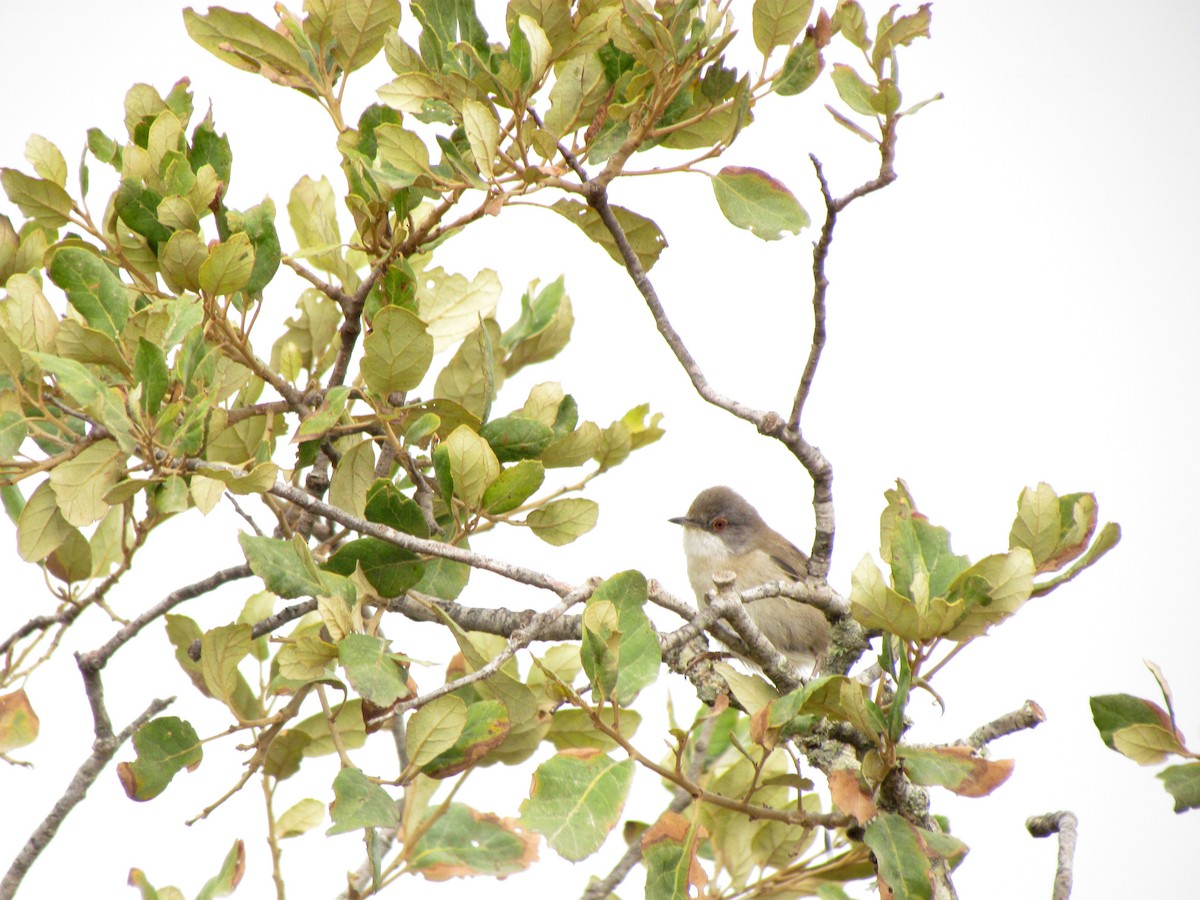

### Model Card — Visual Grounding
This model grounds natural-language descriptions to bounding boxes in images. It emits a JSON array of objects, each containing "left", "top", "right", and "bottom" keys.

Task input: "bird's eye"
[{"left": 711, "top": 516, "right": 728, "bottom": 532}]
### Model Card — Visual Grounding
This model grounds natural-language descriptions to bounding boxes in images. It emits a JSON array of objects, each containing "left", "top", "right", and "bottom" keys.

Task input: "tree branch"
[
  {"left": 0, "top": 683, "right": 171, "bottom": 899},
  {"left": 1026, "top": 811, "right": 1078, "bottom": 900},
  {"left": 264, "top": 479, "right": 576, "bottom": 597},
  {"left": 382, "top": 582, "right": 596, "bottom": 722},
  {"left": 79, "top": 564, "right": 253, "bottom": 670},
  {"left": 964, "top": 700, "right": 1046, "bottom": 750}
]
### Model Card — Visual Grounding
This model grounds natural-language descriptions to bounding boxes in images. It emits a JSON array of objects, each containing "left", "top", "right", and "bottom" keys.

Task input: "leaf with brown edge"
[
  {"left": 828, "top": 768, "right": 878, "bottom": 822},
  {"left": 117, "top": 716, "right": 203, "bottom": 801},
  {"left": 195, "top": 839, "right": 245, "bottom": 900},
  {"left": 409, "top": 803, "right": 539, "bottom": 881},
  {"left": 420, "top": 699, "right": 509, "bottom": 779},
  {"left": 1091, "top": 693, "right": 1187, "bottom": 755},
  {"left": 641, "top": 810, "right": 709, "bottom": 900},
  {"left": 898, "top": 746, "right": 1014, "bottom": 798},
  {"left": 520, "top": 749, "right": 634, "bottom": 860}
]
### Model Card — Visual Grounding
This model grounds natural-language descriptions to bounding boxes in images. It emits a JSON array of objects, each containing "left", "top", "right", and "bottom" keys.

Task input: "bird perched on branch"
[{"left": 670, "top": 486, "right": 830, "bottom": 672}]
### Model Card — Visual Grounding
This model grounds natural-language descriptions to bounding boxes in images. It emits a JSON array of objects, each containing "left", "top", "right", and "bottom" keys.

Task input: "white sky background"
[{"left": 1, "top": 1, "right": 1198, "bottom": 897}]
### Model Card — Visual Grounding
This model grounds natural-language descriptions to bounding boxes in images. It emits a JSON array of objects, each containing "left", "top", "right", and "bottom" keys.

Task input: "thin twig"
[
  {"left": 262, "top": 478, "right": 576, "bottom": 597},
  {"left": 0, "top": 691, "right": 172, "bottom": 899},
  {"left": 1026, "top": 811, "right": 1078, "bottom": 900}
]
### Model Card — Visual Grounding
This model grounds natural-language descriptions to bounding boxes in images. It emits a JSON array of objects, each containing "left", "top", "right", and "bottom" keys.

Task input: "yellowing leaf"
[
  {"left": 526, "top": 498, "right": 598, "bottom": 545},
  {"left": 361, "top": 305, "right": 434, "bottom": 396},
  {"left": 48, "top": 438, "right": 124, "bottom": 527},
  {"left": 417, "top": 266, "right": 502, "bottom": 353},
  {"left": 443, "top": 424, "right": 500, "bottom": 510},
  {"left": 330, "top": 0, "right": 401, "bottom": 73},
  {"left": 0, "top": 689, "right": 40, "bottom": 752},
  {"left": 199, "top": 232, "right": 256, "bottom": 296},
  {"left": 462, "top": 99, "right": 500, "bottom": 180}
]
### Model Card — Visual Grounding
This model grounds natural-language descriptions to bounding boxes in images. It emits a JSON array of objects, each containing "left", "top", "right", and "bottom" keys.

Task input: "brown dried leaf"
[{"left": 828, "top": 768, "right": 878, "bottom": 822}]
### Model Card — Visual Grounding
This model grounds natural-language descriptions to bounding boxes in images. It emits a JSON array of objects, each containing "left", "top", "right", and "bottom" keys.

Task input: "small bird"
[{"left": 670, "top": 486, "right": 830, "bottom": 672}]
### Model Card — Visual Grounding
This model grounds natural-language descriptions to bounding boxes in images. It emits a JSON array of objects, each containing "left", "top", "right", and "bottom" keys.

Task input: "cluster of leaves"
[
  {"left": 1091, "top": 663, "right": 1200, "bottom": 815},
  {"left": 1, "top": 2, "right": 1128, "bottom": 900},
  {"left": 662, "top": 480, "right": 1116, "bottom": 897}
]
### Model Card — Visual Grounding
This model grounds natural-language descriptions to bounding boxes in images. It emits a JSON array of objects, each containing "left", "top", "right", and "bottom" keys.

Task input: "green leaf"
[
  {"left": 420, "top": 699, "right": 509, "bottom": 778},
  {"left": 199, "top": 232, "right": 256, "bottom": 296},
  {"left": 786, "top": 675, "right": 884, "bottom": 740},
  {"left": 48, "top": 246, "right": 130, "bottom": 338},
  {"left": 1091, "top": 693, "right": 1176, "bottom": 751},
  {"left": 0, "top": 412, "right": 27, "bottom": 461},
  {"left": 294, "top": 385, "right": 352, "bottom": 442},
  {"left": 331, "top": 0, "right": 402, "bottom": 73},
  {"left": 482, "top": 460, "right": 545, "bottom": 514},
  {"left": 642, "top": 811, "right": 707, "bottom": 900},
  {"left": 863, "top": 812, "right": 932, "bottom": 900},
  {"left": 116, "top": 717, "right": 202, "bottom": 801},
  {"left": 775, "top": 32, "right": 824, "bottom": 96},
  {"left": 276, "top": 797, "right": 326, "bottom": 838},
  {"left": 580, "top": 570, "right": 660, "bottom": 705},
  {"left": 898, "top": 746, "right": 1014, "bottom": 797},
  {"left": 276, "top": 634, "right": 338, "bottom": 684},
  {"left": 712, "top": 166, "right": 808, "bottom": 240},
  {"left": 880, "top": 486, "right": 970, "bottom": 602},
  {"left": 443, "top": 424, "right": 501, "bottom": 510},
  {"left": 25, "top": 135, "right": 68, "bottom": 186},
  {"left": 547, "top": 707, "right": 641, "bottom": 752},
  {"left": 526, "top": 497, "right": 598, "bottom": 546},
  {"left": 47, "top": 438, "right": 123, "bottom": 527},
  {"left": 406, "top": 694, "right": 468, "bottom": 767},
  {"left": 295, "top": 698, "right": 367, "bottom": 757},
  {"left": 479, "top": 416, "right": 554, "bottom": 462},
  {"left": 1, "top": 168, "right": 73, "bottom": 226},
  {"left": 194, "top": 840, "right": 246, "bottom": 900},
  {"left": 364, "top": 479, "right": 430, "bottom": 536},
  {"left": 338, "top": 633, "right": 411, "bottom": 706},
  {"left": 184, "top": 7, "right": 313, "bottom": 83},
  {"left": 1158, "top": 763, "right": 1200, "bottom": 813},
  {"left": 752, "top": 0, "right": 813, "bottom": 53},
  {"left": 327, "top": 437, "right": 376, "bottom": 516},
  {"left": 239, "top": 532, "right": 327, "bottom": 598},
  {"left": 375, "top": 122, "right": 433, "bottom": 178},
  {"left": 1112, "top": 723, "right": 1190, "bottom": 765},
  {"left": 1011, "top": 483, "right": 1083, "bottom": 571},
  {"left": 0, "top": 689, "right": 40, "bottom": 753},
  {"left": 200, "top": 623, "right": 257, "bottom": 716},
  {"left": 376, "top": 72, "right": 450, "bottom": 115},
  {"left": 831, "top": 63, "right": 877, "bottom": 116},
  {"left": 548, "top": 199, "right": 667, "bottom": 271},
  {"left": 501, "top": 279, "right": 574, "bottom": 376},
  {"left": 114, "top": 179, "right": 173, "bottom": 246},
  {"left": 328, "top": 767, "right": 399, "bottom": 835},
  {"left": 871, "top": 4, "right": 933, "bottom": 76},
  {"left": 133, "top": 338, "right": 169, "bottom": 415},
  {"left": 520, "top": 750, "right": 635, "bottom": 861},
  {"left": 416, "top": 266, "right": 502, "bottom": 353},
  {"left": 462, "top": 99, "right": 500, "bottom": 179},
  {"left": 158, "top": 229, "right": 207, "bottom": 293},
  {"left": 943, "top": 550, "right": 1035, "bottom": 640},
  {"left": 361, "top": 305, "right": 434, "bottom": 396},
  {"left": 408, "top": 802, "right": 539, "bottom": 879},
  {"left": 541, "top": 421, "right": 602, "bottom": 468},
  {"left": 433, "top": 317, "right": 499, "bottom": 420},
  {"left": 230, "top": 198, "right": 281, "bottom": 293},
  {"left": 16, "top": 480, "right": 73, "bottom": 563},
  {"left": 287, "top": 175, "right": 344, "bottom": 274}
]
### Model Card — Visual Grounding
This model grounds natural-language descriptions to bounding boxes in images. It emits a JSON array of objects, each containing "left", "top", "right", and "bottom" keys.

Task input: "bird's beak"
[{"left": 668, "top": 515, "right": 697, "bottom": 528}]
